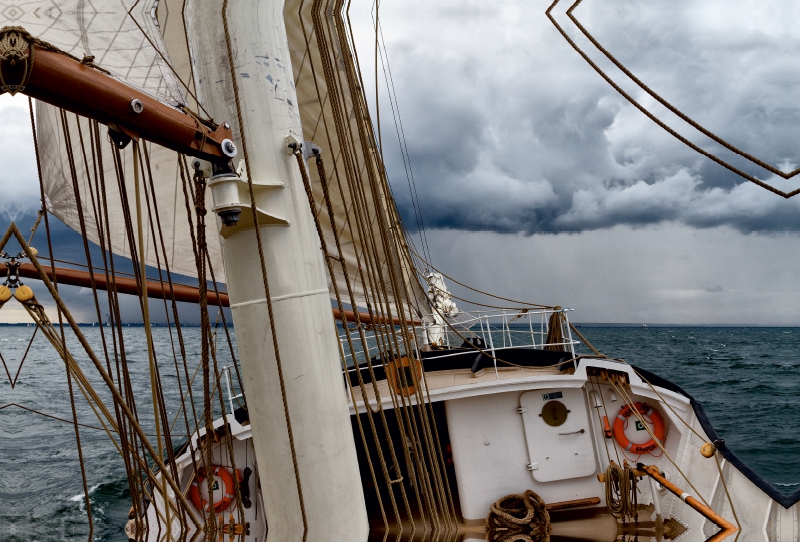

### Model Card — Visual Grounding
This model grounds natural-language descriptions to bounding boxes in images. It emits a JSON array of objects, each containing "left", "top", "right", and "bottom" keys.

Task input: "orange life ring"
[
  {"left": 386, "top": 356, "right": 422, "bottom": 397},
  {"left": 188, "top": 465, "right": 236, "bottom": 514},
  {"left": 612, "top": 402, "right": 665, "bottom": 455}
]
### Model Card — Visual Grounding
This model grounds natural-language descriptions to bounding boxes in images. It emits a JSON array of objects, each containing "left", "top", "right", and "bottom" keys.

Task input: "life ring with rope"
[
  {"left": 188, "top": 465, "right": 236, "bottom": 514},
  {"left": 612, "top": 402, "right": 665, "bottom": 455}
]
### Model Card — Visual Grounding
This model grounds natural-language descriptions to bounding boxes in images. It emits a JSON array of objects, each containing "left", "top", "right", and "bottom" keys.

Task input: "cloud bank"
[
  {"left": 0, "top": 97, "right": 40, "bottom": 220},
  {"left": 352, "top": 0, "right": 800, "bottom": 234}
]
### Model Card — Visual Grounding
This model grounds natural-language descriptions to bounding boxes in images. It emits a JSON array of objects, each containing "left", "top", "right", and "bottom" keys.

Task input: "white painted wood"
[
  {"left": 519, "top": 389, "right": 597, "bottom": 482},
  {"left": 445, "top": 391, "right": 605, "bottom": 521},
  {"left": 183, "top": 1, "right": 368, "bottom": 540}
]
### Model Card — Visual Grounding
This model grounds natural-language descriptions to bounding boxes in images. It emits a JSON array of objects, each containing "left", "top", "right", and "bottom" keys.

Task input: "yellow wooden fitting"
[
  {"left": 700, "top": 442, "right": 715, "bottom": 458},
  {"left": 27, "top": 247, "right": 38, "bottom": 258},
  {"left": 14, "top": 285, "right": 34, "bottom": 302},
  {"left": 0, "top": 285, "right": 11, "bottom": 303}
]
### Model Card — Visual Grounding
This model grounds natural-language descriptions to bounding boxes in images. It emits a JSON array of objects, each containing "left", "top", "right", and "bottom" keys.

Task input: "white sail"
[
  {"left": 17, "top": 0, "right": 225, "bottom": 281},
  {"left": 0, "top": 0, "right": 184, "bottom": 104},
  {"left": 26, "top": 0, "right": 428, "bottom": 314},
  {"left": 37, "top": 105, "right": 224, "bottom": 282},
  {"left": 282, "top": 0, "right": 431, "bottom": 317}
]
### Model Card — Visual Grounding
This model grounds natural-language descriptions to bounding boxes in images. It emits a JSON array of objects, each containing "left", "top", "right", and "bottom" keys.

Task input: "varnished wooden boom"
[
  {"left": 16, "top": 262, "right": 229, "bottom": 307},
  {"left": 15, "top": 263, "right": 415, "bottom": 325},
  {"left": 639, "top": 464, "right": 738, "bottom": 542},
  {"left": 0, "top": 27, "right": 233, "bottom": 163},
  {"left": 25, "top": 48, "right": 233, "bottom": 162}
]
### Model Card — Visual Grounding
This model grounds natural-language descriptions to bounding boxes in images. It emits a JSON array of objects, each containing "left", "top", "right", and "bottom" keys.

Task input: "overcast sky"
[{"left": 2, "top": 0, "right": 800, "bottom": 324}]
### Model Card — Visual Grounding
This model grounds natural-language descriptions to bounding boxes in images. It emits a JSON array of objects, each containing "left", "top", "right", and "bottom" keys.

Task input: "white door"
[{"left": 519, "top": 388, "right": 597, "bottom": 483}]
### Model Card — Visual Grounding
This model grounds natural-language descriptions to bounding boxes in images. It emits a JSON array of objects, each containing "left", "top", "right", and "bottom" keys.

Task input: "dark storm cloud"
[
  {"left": 0, "top": 99, "right": 40, "bottom": 221},
  {"left": 365, "top": 0, "right": 800, "bottom": 234}
]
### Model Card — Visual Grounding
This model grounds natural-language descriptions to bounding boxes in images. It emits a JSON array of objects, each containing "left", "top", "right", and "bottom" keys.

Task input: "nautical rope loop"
[
  {"left": 604, "top": 461, "right": 638, "bottom": 520},
  {"left": 486, "top": 490, "right": 551, "bottom": 542}
]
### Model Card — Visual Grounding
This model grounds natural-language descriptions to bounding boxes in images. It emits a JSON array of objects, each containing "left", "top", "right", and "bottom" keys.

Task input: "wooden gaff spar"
[
  {"left": 13, "top": 262, "right": 419, "bottom": 325},
  {"left": 0, "top": 26, "right": 234, "bottom": 163}
]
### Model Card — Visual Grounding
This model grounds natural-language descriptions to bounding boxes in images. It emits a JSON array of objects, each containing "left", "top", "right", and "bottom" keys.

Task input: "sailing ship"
[{"left": 0, "top": 1, "right": 798, "bottom": 542}]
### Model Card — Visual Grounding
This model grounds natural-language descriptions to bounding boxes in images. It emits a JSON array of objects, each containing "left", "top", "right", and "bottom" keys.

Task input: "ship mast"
[
  {"left": 184, "top": 1, "right": 369, "bottom": 540},
  {"left": 0, "top": 11, "right": 368, "bottom": 540}
]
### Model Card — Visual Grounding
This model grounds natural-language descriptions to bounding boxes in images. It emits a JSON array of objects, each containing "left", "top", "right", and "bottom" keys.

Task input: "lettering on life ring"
[
  {"left": 612, "top": 402, "right": 665, "bottom": 455},
  {"left": 188, "top": 465, "right": 237, "bottom": 514}
]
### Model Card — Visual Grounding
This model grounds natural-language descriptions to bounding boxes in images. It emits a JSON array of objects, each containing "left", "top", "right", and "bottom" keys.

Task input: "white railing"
[
  {"left": 428, "top": 307, "right": 577, "bottom": 353},
  {"left": 221, "top": 365, "right": 245, "bottom": 418},
  {"left": 338, "top": 306, "right": 578, "bottom": 371}
]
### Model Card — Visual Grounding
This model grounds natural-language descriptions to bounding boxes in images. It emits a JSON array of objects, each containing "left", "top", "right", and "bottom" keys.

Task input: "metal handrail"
[{"left": 220, "top": 366, "right": 244, "bottom": 419}]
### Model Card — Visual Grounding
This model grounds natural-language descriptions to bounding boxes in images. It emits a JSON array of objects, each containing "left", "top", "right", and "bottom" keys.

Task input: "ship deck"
[{"left": 347, "top": 365, "right": 563, "bottom": 414}]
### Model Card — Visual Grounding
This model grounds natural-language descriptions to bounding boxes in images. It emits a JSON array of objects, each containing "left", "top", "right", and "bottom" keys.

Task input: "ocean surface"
[{"left": 1, "top": 325, "right": 799, "bottom": 540}]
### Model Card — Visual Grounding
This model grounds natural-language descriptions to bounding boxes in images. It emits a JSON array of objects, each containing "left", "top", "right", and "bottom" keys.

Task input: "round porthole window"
[{"left": 540, "top": 400, "right": 569, "bottom": 427}]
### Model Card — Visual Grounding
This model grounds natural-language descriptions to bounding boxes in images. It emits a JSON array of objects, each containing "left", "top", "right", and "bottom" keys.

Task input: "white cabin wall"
[{"left": 444, "top": 388, "right": 607, "bottom": 521}]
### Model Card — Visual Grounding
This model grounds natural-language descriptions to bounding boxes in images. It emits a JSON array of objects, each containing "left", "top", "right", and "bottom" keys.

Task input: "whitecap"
[{"left": 69, "top": 483, "right": 101, "bottom": 502}]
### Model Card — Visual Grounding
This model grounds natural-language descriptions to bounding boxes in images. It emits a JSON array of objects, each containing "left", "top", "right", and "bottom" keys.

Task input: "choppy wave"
[
  {"left": 578, "top": 326, "right": 800, "bottom": 494},
  {"left": 0, "top": 327, "right": 234, "bottom": 541}
]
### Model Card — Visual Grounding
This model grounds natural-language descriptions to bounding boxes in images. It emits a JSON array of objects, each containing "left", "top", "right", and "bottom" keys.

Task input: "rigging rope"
[
  {"left": 293, "top": 0, "right": 459, "bottom": 533},
  {"left": 0, "top": 326, "right": 36, "bottom": 387},
  {"left": 18, "top": 104, "right": 256, "bottom": 538}
]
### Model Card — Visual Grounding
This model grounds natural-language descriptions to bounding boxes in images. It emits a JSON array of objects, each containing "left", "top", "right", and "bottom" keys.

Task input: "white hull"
[
  {"left": 139, "top": 415, "right": 267, "bottom": 542},
  {"left": 349, "top": 353, "right": 798, "bottom": 541},
  {"left": 143, "top": 349, "right": 799, "bottom": 542}
]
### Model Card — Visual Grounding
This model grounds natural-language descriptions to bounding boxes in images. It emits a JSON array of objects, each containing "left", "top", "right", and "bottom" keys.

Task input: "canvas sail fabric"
[
  {"left": 21, "top": 0, "right": 226, "bottom": 281},
  {"left": 37, "top": 105, "right": 225, "bottom": 282},
  {"left": 280, "top": 0, "right": 431, "bottom": 319},
  {"left": 28, "top": 0, "right": 427, "bottom": 316},
  {"left": 0, "top": 0, "right": 184, "bottom": 105}
]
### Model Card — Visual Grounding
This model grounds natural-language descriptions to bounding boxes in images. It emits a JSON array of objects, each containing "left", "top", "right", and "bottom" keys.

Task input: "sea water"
[{"left": 0, "top": 325, "right": 798, "bottom": 541}]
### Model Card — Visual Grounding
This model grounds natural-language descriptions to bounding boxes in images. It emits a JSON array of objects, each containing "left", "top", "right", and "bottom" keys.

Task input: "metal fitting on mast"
[{"left": 192, "top": 157, "right": 244, "bottom": 227}]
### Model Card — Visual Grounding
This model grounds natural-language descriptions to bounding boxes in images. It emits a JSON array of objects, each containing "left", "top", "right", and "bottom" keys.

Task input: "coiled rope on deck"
[
  {"left": 605, "top": 461, "right": 638, "bottom": 520},
  {"left": 486, "top": 490, "right": 551, "bottom": 542}
]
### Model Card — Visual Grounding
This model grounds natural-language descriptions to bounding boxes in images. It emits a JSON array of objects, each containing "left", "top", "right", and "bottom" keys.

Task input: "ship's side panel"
[{"left": 444, "top": 388, "right": 604, "bottom": 521}]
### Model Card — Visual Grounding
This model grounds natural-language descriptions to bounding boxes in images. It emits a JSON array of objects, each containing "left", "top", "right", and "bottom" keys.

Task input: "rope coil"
[
  {"left": 486, "top": 490, "right": 551, "bottom": 542},
  {"left": 605, "top": 461, "right": 638, "bottom": 520}
]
